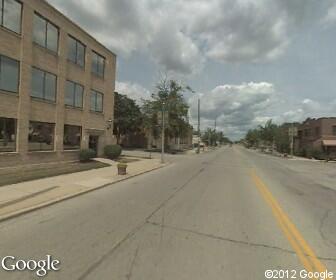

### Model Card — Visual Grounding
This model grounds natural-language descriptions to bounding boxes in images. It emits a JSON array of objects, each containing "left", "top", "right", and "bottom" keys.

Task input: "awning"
[{"left": 322, "top": 140, "right": 336, "bottom": 147}]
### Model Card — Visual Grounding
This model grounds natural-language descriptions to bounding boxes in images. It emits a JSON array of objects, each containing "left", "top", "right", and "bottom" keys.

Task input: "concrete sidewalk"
[{"left": 0, "top": 158, "right": 166, "bottom": 222}]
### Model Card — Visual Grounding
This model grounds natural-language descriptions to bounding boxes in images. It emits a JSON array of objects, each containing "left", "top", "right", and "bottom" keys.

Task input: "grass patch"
[{"left": 0, "top": 161, "right": 109, "bottom": 187}]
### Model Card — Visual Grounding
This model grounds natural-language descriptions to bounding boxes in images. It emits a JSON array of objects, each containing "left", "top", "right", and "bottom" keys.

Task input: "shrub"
[
  {"left": 104, "top": 144, "right": 122, "bottom": 160},
  {"left": 79, "top": 149, "right": 96, "bottom": 162},
  {"left": 311, "top": 149, "right": 328, "bottom": 160}
]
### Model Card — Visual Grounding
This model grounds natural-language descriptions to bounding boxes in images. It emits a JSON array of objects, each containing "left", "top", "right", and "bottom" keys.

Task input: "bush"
[
  {"left": 311, "top": 149, "right": 328, "bottom": 160},
  {"left": 104, "top": 145, "right": 122, "bottom": 160},
  {"left": 79, "top": 149, "right": 96, "bottom": 162}
]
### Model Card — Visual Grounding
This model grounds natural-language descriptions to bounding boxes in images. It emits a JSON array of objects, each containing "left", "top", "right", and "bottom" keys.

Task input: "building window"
[
  {"left": 64, "top": 125, "right": 81, "bottom": 150},
  {"left": 65, "top": 80, "right": 83, "bottom": 108},
  {"left": 304, "top": 129, "right": 310, "bottom": 137},
  {"left": 333, "top": 126, "right": 336, "bottom": 136},
  {"left": 0, "top": 0, "right": 22, "bottom": 34},
  {"left": 0, "top": 117, "right": 16, "bottom": 152},
  {"left": 315, "top": 127, "right": 320, "bottom": 136},
  {"left": 68, "top": 36, "right": 85, "bottom": 67},
  {"left": 90, "top": 90, "right": 103, "bottom": 112},
  {"left": 0, "top": 55, "right": 19, "bottom": 93},
  {"left": 91, "top": 51, "right": 105, "bottom": 78},
  {"left": 28, "top": 121, "right": 55, "bottom": 151},
  {"left": 31, "top": 67, "right": 57, "bottom": 102},
  {"left": 33, "top": 13, "right": 59, "bottom": 53}
]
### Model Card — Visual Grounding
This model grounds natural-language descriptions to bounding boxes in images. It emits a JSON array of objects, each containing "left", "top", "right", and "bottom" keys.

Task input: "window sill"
[
  {"left": 33, "top": 42, "right": 59, "bottom": 57},
  {"left": 0, "top": 25, "right": 22, "bottom": 38},
  {"left": 90, "top": 111, "right": 104, "bottom": 115},
  {"left": 91, "top": 72, "right": 105, "bottom": 80},
  {"left": 0, "top": 90, "right": 19, "bottom": 97},
  {"left": 27, "top": 150, "right": 56, "bottom": 154},
  {"left": 63, "top": 149, "right": 80, "bottom": 152},
  {"left": 31, "top": 96, "right": 56, "bottom": 105},
  {"left": 65, "top": 105, "right": 83, "bottom": 111},
  {"left": 0, "top": 151, "right": 19, "bottom": 156},
  {"left": 67, "top": 59, "right": 85, "bottom": 70}
]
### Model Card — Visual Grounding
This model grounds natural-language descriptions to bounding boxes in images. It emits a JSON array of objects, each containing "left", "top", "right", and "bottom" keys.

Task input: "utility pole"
[
  {"left": 161, "top": 102, "right": 165, "bottom": 163},
  {"left": 197, "top": 98, "right": 201, "bottom": 154},
  {"left": 290, "top": 122, "right": 294, "bottom": 157}
]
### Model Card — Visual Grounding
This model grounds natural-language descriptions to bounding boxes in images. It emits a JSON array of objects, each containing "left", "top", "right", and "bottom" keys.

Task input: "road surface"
[{"left": 0, "top": 146, "right": 335, "bottom": 279}]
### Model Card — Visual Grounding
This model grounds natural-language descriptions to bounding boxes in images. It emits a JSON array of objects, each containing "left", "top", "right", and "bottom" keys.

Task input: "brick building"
[
  {"left": 296, "top": 118, "right": 336, "bottom": 157},
  {"left": 0, "top": 0, "right": 117, "bottom": 167}
]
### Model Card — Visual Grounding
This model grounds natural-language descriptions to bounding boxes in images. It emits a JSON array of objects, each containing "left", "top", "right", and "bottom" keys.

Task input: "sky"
[{"left": 49, "top": 0, "right": 336, "bottom": 140}]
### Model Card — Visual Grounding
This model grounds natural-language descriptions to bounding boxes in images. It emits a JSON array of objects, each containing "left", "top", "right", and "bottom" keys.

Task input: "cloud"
[
  {"left": 188, "top": 82, "right": 276, "bottom": 139},
  {"left": 323, "top": 2, "right": 336, "bottom": 24},
  {"left": 115, "top": 81, "right": 151, "bottom": 104},
  {"left": 47, "top": 0, "right": 330, "bottom": 75}
]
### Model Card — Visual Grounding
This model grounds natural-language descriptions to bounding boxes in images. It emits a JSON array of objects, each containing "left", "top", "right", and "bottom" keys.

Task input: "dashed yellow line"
[{"left": 250, "top": 170, "right": 332, "bottom": 279}]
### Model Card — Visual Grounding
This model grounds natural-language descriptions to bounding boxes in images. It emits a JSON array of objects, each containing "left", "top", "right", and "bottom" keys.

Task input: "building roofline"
[{"left": 43, "top": 0, "right": 117, "bottom": 57}]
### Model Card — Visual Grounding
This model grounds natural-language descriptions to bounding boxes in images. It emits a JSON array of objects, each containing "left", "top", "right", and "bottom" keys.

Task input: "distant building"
[
  {"left": 296, "top": 118, "right": 336, "bottom": 157},
  {"left": 0, "top": 0, "right": 117, "bottom": 167}
]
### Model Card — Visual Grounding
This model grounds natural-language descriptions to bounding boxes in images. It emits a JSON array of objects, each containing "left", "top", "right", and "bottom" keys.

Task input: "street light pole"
[
  {"left": 290, "top": 122, "right": 294, "bottom": 157},
  {"left": 197, "top": 98, "right": 201, "bottom": 154},
  {"left": 161, "top": 102, "right": 165, "bottom": 163}
]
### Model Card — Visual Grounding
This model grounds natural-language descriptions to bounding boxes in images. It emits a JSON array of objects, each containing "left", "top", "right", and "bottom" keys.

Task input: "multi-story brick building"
[
  {"left": 0, "top": 0, "right": 117, "bottom": 167},
  {"left": 296, "top": 117, "right": 336, "bottom": 157}
]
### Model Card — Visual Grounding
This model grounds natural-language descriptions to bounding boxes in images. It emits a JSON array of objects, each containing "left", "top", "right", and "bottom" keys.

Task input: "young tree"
[
  {"left": 142, "top": 79, "right": 192, "bottom": 148},
  {"left": 113, "top": 93, "right": 143, "bottom": 144}
]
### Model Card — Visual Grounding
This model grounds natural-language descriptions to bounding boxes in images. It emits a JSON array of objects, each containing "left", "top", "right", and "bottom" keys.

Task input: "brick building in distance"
[
  {"left": 296, "top": 117, "right": 336, "bottom": 158},
  {"left": 0, "top": 0, "right": 117, "bottom": 167}
]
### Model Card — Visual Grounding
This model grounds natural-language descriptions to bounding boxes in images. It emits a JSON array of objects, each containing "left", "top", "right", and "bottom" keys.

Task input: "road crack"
[
  {"left": 77, "top": 167, "right": 205, "bottom": 280},
  {"left": 126, "top": 246, "right": 140, "bottom": 280},
  {"left": 319, "top": 209, "right": 336, "bottom": 248},
  {"left": 147, "top": 221, "right": 336, "bottom": 262}
]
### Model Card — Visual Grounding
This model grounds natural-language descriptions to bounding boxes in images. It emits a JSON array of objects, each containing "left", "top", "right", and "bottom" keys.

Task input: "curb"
[{"left": 0, "top": 163, "right": 169, "bottom": 223}]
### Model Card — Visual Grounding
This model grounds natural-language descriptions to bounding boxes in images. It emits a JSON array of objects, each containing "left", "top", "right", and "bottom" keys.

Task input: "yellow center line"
[{"left": 250, "top": 169, "right": 332, "bottom": 279}]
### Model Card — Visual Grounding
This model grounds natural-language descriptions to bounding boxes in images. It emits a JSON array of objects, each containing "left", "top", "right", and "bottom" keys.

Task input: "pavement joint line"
[
  {"left": 0, "top": 163, "right": 169, "bottom": 224},
  {"left": 146, "top": 221, "right": 297, "bottom": 256},
  {"left": 77, "top": 165, "right": 207, "bottom": 279},
  {"left": 0, "top": 186, "right": 59, "bottom": 209},
  {"left": 250, "top": 169, "right": 333, "bottom": 277}
]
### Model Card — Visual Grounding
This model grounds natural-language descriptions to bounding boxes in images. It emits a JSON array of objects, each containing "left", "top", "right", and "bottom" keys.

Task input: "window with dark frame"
[
  {"left": 0, "top": 54, "right": 20, "bottom": 93},
  {"left": 31, "top": 67, "right": 57, "bottom": 102},
  {"left": 91, "top": 51, "right": 105, "bottom": 78},
  {"left": 33, "top": 13, "right": 59, "bottom": 53},
  {"left": 333, "top": 126, "right": 336, "bottom": 136},
  {"left": 65, "top": 80, "right": 84, "bottom": 108},
  {"left": 68, "top": 36, "right": 86, "bottom": 67},
  {"left": 0, "top": 117, "right": 16, "bottom": 153},
  {"left": 90, "top": 90, "right": 103, "bottom": 113},
  {"left": 28, "top": 121, "right": 55, "bottom": 152},
  {"left": 0, "top": 0, "right": 22, "bottom": 34},
  {"left": 63, "top": 125, "right": 81, "bottom": 150}
]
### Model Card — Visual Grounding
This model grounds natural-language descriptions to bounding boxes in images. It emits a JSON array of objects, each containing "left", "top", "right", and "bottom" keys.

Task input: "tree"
[
  {"left": 113, "top": 93, "right": 143, "bottom": 144},
  {"left": 142, "top": 79, "right": 192, "bottom": 148},
  {"left": 202, "top": 129, "right": 231, "bottom": 146}
]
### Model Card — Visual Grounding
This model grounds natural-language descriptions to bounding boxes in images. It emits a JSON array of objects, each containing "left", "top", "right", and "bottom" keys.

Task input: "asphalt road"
[{"left": 0, "top": 146, "right": 335, "bottom": 279}]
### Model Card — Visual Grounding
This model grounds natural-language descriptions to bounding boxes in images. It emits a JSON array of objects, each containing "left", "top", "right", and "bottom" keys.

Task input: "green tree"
[
  {"left": 142, "top": 79, "right": 192, "bottom": 148},
  {"left": 113, "top": 93, "right": 143, "bottom": 144}
]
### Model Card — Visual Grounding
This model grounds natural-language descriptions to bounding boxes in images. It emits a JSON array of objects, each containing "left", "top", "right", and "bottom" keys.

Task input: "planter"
[{"left": 117, "top": 163, "right": 127, "bottom": 175}]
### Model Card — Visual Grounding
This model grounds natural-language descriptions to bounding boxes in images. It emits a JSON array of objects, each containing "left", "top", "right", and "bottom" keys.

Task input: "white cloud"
[
  {"left": 188, "top": 82, "right": 277, "bottom": 139},
  {"left": 48, "top": 0, "right": 328, "bottom": 74},
  {"left": 115, "top": 81, "right": 151, "bottom": 104}
]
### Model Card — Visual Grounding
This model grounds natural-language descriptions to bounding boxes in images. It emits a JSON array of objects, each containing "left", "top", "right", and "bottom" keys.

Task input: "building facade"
[
  {"left": 296, "top": 118, "right": 336, "bottom": 157},
  {"left": 0, "top": 0, "right": 117, "bottom": 167}
]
